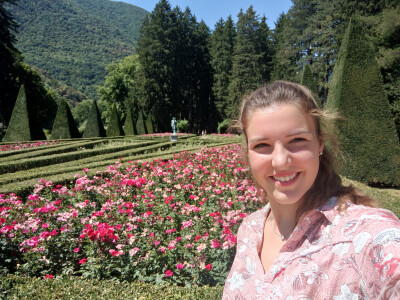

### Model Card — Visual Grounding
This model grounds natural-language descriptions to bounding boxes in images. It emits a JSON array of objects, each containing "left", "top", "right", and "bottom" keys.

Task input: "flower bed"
[
  {"left": 0, "top": 144, "right": 263, "bottom": 286},
  {"left": 1, "top": 141, "right": 61, "bottom": 152}
]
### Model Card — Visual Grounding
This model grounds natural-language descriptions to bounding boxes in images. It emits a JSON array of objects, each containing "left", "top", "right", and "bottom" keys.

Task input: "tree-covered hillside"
[{"left": 7, "top": 0, "right": 148, "bottom": 101}]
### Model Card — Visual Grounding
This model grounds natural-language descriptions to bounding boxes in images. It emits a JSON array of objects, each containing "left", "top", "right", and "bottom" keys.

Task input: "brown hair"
[{"left": 237, "top": 81, "right": 376, "bottom": 218}]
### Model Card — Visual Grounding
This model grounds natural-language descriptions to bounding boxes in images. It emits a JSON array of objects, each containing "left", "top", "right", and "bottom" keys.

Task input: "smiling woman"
[{"left": 223, "top": 81, "right": 400, "bottom": 299}]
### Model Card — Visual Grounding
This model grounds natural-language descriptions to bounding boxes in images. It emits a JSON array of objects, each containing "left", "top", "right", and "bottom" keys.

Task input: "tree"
[
  {"left": 210, "top": 16, "right": 236, "bottom": 120},
  {"left": 300, "top": 64, "right": 321, "bottom": 107},
  {"left": 374, "top": 4, "right": 400, "bottom": 139},
  {"left": 136, "top": 0, "right": 175, "bottom": 132},
  {"left": 1, "top": 1, "right": 57, "bottom": 134},
  {"left": 106, "top": 104, "right": 124, "bottom": 137},
  {"left": 227, "top": 6, "right": 267, "bottom": 118},
  {"left": 3, "top": 85, "right": 46, "bottom": 142},
  {"left": 0, "top": 0, "right": 20, "bottom": 126},
  {"left": 326, "top": 18, "right": 400, "bottom": 186},
  {"left": 50, "top": 98, "right": 80, "bottom": 139},
  {"left": 82, "top": 100, "right": 106, "bottom": 138},
  {"left": 98, "top": 55, "right": 141, "bottom": 111}
]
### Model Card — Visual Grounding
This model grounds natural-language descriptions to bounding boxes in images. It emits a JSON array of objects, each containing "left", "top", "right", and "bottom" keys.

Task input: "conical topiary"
[
  {"left": 82, "top": 100, "right": 106, "bottom": 138},
  {"left": 3, "top": 85, "right": 46, "bottom": 142},
  {"left": 136, "top": 109, "right": 148, "bottom": 135},
  {"left": 326, "top": 18, "right": 400, "bottom": 186},
  {"left": 123, "top": 108, "right": 137, "bottom": 135},
  {"left": 50, "top": 99, "right": 80, "bottom": 139},
  {"left": 106, "top": 104, "right": 124, "bottom": 137},
  {"left": 300, "top": 64, "right": 321, "bottom": 108},
  {"left": 145, "top": 112, "right": 154, "bottom": 134}
]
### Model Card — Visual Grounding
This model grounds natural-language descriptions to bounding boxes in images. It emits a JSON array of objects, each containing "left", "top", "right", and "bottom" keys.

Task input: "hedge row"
[
  {"left": 0, "top": 275, "right": 223, "bottom": 300},
  {"left": 0, "top": 140, "right": 233, "bottom": 196},
  {"left": 0, "top": 140, "right": 108, "bottom": 162},
  {"left": 0, "top": 140, "right": 160, "bottom": 174}
]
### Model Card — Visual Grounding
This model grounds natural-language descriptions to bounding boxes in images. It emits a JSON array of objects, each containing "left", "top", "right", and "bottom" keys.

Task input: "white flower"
[
  {"left": 332, "top": 242, "right": 350, "bottom": 256},
  {"left": 245, "top": 257, "right": 256, "bottom": 274},
  {"left": 228, "top": 271, "right": 244, "bottom": 291},
  {"left": 333, "top": 284, "right": 359, "bottom": 300},
  {"left": 353, "top": 232, "right": 371, "bottom": 254}
]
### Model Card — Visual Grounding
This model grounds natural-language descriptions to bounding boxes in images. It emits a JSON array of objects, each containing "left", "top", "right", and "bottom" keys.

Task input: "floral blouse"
[{"left": 223, "top": 198, "right": 400, "bottom": 299}]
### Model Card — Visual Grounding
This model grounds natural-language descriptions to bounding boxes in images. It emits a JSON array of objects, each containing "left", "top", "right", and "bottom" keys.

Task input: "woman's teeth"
[{"left": 273, "top": 173, "right": 297, "bottom": 182}]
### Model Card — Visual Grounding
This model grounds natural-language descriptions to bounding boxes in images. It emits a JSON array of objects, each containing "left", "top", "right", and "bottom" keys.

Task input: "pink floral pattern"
[{"left": 223, "top": 198, "right": 400, "bottom": 299}]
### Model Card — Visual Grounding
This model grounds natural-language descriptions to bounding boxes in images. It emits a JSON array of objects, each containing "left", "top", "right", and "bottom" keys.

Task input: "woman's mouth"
[{"left": 271, "top": 172, "right": 299, "bottom": 185}]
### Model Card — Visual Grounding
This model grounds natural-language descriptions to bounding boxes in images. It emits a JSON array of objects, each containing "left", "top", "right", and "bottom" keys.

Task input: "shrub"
[
  {"left": 177, "top": 119, "right": 189, "bottom": 133},
  {"left": 136, "top": 110, "right": 147, "bottom": 135},
  {"left": 82, "top": 101, "right": 106, "bottom": 138},
  {"left": 0, "top": 145, "right": 262, "bottom": 286},
  {"left": 123, "top": 108, "right": 137, "bottom": 135},
  {"left": 50, "top": 99, "right": 80, "bottom": 140},
  {"left": 3, "top": 85, "right": 46, "bottom": 142},
  {"left": 106, "top": 104, "right": 124, "bottom": 137},
  {"left": 217, "top": 119, "right": 231, "bottom": 134},
  {"left": 326, "top": 18, "right": 400, "bottom": 186}
]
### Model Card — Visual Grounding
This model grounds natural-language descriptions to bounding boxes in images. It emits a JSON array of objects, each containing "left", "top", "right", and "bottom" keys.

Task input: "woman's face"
[{"left": 246, "top": 103, "right": 323, "bottom": 209}]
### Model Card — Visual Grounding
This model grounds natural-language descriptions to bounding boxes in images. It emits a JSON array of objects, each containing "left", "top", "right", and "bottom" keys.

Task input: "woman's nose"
[{"left": 271, "top": 145, "right": 290, "bottom": 168}]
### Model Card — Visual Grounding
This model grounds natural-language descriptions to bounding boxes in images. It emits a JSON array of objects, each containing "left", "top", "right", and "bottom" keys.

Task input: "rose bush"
[
  {"left": 0, "top": 144, "right": 263, "bottom": 286},
  {"left": 1, "top": 141, "right": 61, "bottom": 152}
]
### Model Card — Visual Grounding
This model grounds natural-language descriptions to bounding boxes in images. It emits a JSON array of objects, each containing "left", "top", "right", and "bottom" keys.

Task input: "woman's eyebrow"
[{"left": 249, "top": 129, "right": 313, "bottom": 143}]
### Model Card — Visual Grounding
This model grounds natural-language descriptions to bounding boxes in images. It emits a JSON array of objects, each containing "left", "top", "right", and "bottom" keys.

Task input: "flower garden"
[{"left": 0, "top": 141, "right": 264, "bottom": 290}]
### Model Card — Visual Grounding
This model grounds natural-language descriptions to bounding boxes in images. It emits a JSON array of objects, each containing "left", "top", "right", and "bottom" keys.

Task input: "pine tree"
[
  {"left": 82, "top": 100, "right": 106, "bottom": 138},
  {"left": 227, "top": 6, "right": 265, "bottom": 118},
  {"left": 210, "top": 16, "right": 236, "bottom": 120},
  {"left": 257, "top": 16, "right": 273, "bottom": 83},
  {"left": 326, "top": 18, "right": 400, "bottom": 186},
  {"left": 3, "top": 85, "right": 46, "bottom": 142},
  {"left": 106, "top": 104, "right": 124, "bottom": 137},
  {"left": 300, "top": 64, "right": 321, "bottom": 107},
  {"left": 136, "top": 0, "right": 175, "bottom": 132},
  {"left": 50, "top": 99, "right": 80, "bottom": 139},
  {"left": 123, "top": 108, "right": 137, "bottom": 135}
]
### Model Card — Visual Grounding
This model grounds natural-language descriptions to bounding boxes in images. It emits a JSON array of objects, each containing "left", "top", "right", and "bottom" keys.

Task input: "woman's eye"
[
  {"left": 291, "top": 137, "right": 306, "bottom": 143},
  {"left": 253, "top": 143, "right": 269, "bottom": 149}
]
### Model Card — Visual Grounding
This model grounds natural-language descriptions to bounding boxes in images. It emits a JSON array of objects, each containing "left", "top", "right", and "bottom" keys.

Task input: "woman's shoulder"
[
  {"left": 341, "top": 203, "right": 400, "bottom": 236},
  {"left": 236, "top": 204, "right": 269, "bottom": 236},
  {"left": 241, "top": 204, "right": 269, "bottom": 226}
]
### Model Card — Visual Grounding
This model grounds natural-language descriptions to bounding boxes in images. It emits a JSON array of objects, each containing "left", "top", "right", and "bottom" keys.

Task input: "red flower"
[
  {"left": 165, "top": 269, "right": 173, "bottom": 277},
  {"left": 79, "top": 258, "right": 88, "bottom": 264},
  {"left": 45, "top": 274, "right": 53, "bottom": 279},
  {"left": 205, "top": 264, "right": 212, "bottom": 270}
]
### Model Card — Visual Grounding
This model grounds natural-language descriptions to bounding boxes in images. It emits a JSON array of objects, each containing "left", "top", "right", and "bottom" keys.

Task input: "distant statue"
[{"left": 171, "top": 117, "right": 177, "bottom": 134}]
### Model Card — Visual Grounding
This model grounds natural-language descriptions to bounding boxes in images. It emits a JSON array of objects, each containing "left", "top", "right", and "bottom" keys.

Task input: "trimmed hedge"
[
  {"left": 50, "top": 99, "right": 80, "bottom": 139},
  {"left": 0, "top": 140, "right": 160, "bottom": 174},
  {"left": 326, "top": 18, "right": 400, "bottom": 186},
  {"left": 136, "top": 110, "right": 147, "bottom": 135},
  {"left": 82, "top": 101, "right": 106, "bottom": 138},
  {"left": 106, "top": 104, "right": 124, "bottom": 137},
  {"left": 3, "top": 85, "right": 46, "bottom": 142},
  {"left": 0, "top": 275, "right": 223, "bottom": 299},
  {"left": 0, "top": 140, "right": 105, "bottom": 163},
  {"left": 123, "top": 108, "right": 137, "bottom": 135}
]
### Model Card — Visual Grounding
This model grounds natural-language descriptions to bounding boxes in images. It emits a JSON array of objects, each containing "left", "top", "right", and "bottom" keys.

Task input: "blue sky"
[{"left": 114, "top": 0, "right": 293, "bottom": 29}]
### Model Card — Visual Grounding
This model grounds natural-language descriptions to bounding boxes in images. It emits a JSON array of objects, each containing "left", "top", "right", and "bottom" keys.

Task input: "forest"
[{"left": 0, "top": 0, "right": 399, "bottom": 136}]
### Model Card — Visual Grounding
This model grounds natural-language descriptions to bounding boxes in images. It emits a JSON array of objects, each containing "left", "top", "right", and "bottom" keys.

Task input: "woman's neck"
[{"left": 268, "top": 201, "right": 301, "bottom": 237}]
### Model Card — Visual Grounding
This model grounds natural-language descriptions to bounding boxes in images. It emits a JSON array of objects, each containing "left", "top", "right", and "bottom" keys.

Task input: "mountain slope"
[{"left": 7, "top": 0, "right": 148, "bottom": 101}]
